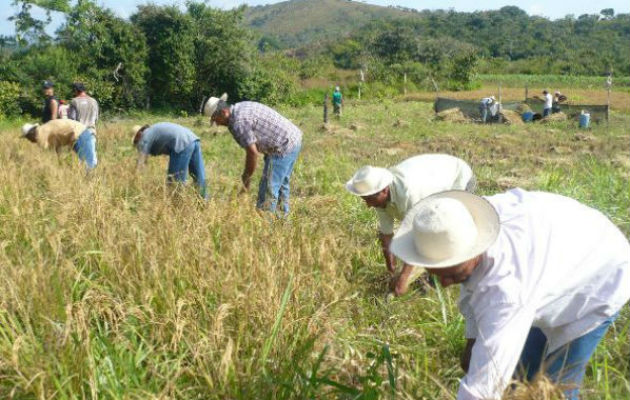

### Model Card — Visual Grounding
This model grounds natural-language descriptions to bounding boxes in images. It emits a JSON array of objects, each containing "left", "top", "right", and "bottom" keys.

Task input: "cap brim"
[
  {"left": 390, "top": 191, "right": 499, "bottom": 268},
  {"left": 345, "top": 172, "right": 393, "bottom": 196}
]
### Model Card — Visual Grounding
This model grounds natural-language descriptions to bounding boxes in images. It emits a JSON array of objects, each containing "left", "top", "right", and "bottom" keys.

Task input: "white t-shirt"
[
  {"left": 457, "top": 188, "right": 630, "bottom": 400},
  {"left": 544, "top": 93, "right": 553, "bottom": 109},
  {"left": 376, "top": 154, "right": 474, "bottom": 234}
]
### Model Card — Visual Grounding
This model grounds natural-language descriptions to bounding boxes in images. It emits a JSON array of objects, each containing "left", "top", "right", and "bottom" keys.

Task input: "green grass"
[{"left": 0, "top": 101, "right": 628, "bottom": 398}]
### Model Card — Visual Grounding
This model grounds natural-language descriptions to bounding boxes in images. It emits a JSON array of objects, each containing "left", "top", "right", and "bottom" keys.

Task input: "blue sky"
[{"left": 1, "top": 0, "right": 628, "bottom": 36}]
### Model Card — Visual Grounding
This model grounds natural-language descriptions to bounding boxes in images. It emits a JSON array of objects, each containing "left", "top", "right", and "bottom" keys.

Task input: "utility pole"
[
  {"left": 605, "top": 72, "right": 612, "bottom": 126},
  {"left": 358, "top": 68, "right": 365, "bottom": 100}
]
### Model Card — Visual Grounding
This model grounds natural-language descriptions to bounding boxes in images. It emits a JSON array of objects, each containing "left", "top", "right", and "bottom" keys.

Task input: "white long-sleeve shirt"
[
  {"left": 457, "top": 188, "right": 630, "bottom": 400},
  {"left": 544, "top": 93, "right": 553, "bottom": 109},
  {"left": 376, "top": 154, "right": 473, "bottom": 234}
]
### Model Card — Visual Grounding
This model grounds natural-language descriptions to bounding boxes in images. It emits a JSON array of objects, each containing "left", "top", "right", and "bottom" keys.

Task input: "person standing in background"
[
  {"left": 69, "top": 82, "right": 99, "bottom": 133},
  {"left": 332, "top": 86, "right": 343, "bottom": 117},
  {"left": 542, "top": 90, "right": 553, "bottom": 117},
  {"left": 41, "top": 80, "right": 58, "bottom": 123},
  {"left": 478, "top": 96, "right": 495, "bottom": 123},
  {"left": 58, "top": 100, "right": 70, "bottom": 119},
  {"left": 68, "top": 82, "right": 99, "bottom": 168}
]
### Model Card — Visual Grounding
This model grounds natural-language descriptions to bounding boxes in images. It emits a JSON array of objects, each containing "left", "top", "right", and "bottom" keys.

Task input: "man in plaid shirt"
[{"left": 205, "top": 94, "right": 302, "bottom": 215}]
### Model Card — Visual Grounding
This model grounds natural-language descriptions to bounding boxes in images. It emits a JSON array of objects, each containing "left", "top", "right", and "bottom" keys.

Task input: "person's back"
[
  {"left": 383, "top": 154, "right": 473, "bottom": 221},
  {"left": 70, "top": 95, "right": 99, "bottom": 130},
  {"left": 476, "top": 189, "right": 629, "bottom": 344},
  {"left": 35, "top": 119, "right": 86, "bottom": 150},
  {"left": 544, "top": 92, "right": 553, "bottom": 109},
  {"left": 138, "top": 122, "right": 199, "bottom": 156},
  {"left": 230, "top": 101, "right": 302, "bottom": 155},
  {"left": 332, "top": 90, "right": 342, "bottom": 105}
]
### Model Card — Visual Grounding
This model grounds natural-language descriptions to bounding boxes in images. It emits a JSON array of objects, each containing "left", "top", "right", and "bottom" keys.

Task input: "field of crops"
[
  {"left": 478, "top": 74, "right": 630, "bottom": 90},
  {"left": 0, "top": 100, "right": 628, "bottom": 399}
]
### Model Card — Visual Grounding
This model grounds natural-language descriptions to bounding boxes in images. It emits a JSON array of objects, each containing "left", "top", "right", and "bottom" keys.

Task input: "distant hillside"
[{"left": 243, "top": 0, "right": 416, "bottom": 47}]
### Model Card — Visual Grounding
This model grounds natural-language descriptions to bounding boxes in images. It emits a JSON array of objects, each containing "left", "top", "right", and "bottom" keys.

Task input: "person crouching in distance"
[
  {"left": 345, "top": 154, "right": 475, "bottom": 296},
  {"left": 389, "top": 189, "right": 630, "bottom": 400},
  {"left": 21, "top": 119, "right": 98, "bottom": 170},
  {"left": 132, "top": 122, "right": 208, "bottom": 199}
]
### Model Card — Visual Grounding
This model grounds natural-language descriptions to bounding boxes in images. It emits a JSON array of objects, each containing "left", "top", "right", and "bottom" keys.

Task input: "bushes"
[{"left": 0, "top": 81, "right": 21, "bottom": 118}]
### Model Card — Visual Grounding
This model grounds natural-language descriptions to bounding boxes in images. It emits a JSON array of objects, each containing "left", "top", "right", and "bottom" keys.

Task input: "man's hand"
[
  {"left": 136, "top": 153, "right": 148, "bottom": 171},
  {"left": 378, "top": 233, "right": 396, "bottom": 274},
  {"left": 389, "top": 264, "right": 413, "bottom": 296},
  {"left": 241, "top": 173, "right": 251, "bottom": 191}
]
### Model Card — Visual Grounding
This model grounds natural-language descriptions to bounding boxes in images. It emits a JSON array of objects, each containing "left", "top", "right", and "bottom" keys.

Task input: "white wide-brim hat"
[
  {"left": 203, "top": 93, "right": 228, "bottom": 117},
  {"left": 21, "top": 123, "right": 38, "bottom": 136},
  {"left": 390, "top": 191, "right": 499, "bottom": 268},
  {"left": 345, "top": 166, "right": 394, "bottom": 196}
]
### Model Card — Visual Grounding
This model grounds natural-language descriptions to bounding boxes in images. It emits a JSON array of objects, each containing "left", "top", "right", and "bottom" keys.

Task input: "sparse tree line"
[{"left": 0, "top": 2, "right": 628, "bottom": 118}]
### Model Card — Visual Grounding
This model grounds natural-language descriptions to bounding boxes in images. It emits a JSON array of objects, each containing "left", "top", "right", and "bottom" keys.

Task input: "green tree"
[
  {"left": 58, "top": 0, "right": 148, "bottom": 110},
  {"left": 132, "top": 5, "right": 196, "bottom": 109},
  {"left": 187, "top": 2, "right": 253, "bottom": 106}
]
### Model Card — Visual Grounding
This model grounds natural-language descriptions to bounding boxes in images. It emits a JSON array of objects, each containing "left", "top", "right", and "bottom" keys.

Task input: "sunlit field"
[{"left": 0, "top": 100, "right": 628, "bottom": 399}]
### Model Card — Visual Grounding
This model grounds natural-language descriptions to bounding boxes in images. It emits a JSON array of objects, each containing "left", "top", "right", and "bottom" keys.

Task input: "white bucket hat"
[
  {"left": 390, "top": 191, "right": 499, "bottom": 268},
  {"left": 345, "top": 166, "right": 394, "bottom": 196},
  {"left": 21, "top": 123, "right": 38, "bottom": 136},
  {"left": 203, "top": 93, "right": 228, "bottom": 117}
]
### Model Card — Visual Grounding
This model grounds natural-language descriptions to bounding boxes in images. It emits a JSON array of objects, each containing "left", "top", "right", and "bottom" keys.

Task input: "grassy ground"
[{"left": 0, "top": 100, "right": 628, "bottom": 399}]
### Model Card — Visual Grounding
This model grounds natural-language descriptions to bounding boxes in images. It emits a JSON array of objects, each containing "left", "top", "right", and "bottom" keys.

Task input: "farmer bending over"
[
  {"left": 389, "top": 188, "right": 630, "bottom": 400},
  {"left": 132, "top": 122, "right": 208, "bottom": 199},
  {"left": 345, "top": 154, "right": 475, "bottom": 296},
  {"left": 205, "top": 94, "right": 302, "bottom": 216},
  {"left": 21, "top": 119, "right": 98, "bottom": 169}
]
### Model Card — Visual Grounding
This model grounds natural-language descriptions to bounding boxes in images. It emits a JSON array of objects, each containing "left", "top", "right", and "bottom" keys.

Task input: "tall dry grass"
[{"left": 0, "top": 101, "right": 628, "bottom": 399}]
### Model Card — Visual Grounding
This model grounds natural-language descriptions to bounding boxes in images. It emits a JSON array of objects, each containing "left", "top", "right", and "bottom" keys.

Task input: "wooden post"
[
  {"left": 497, "top": 82, "right": 503, "bottom": 123},
  {"left": 358, "top": 68, "right": 365, "bottom": 100},
  {"left": 403, "top": 72, "right": 407, "bottom": 95},
  {"left": 606, "top": 74, "right": 612, "bottom": 123},
  {"left": 525, "top": 84, "right": 528, "bottom": 102},
  {"left": 323, "top": 92, "right": 328, "bottom": 124}
]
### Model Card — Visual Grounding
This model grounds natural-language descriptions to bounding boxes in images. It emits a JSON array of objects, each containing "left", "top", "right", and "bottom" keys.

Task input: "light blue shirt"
[{"left": 138, "top": 122, "right": 199, "bottom": 156}]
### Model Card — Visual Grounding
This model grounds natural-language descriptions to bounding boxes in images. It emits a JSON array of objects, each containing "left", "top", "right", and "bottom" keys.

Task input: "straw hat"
[
  {"left": 131, "top": 125, "right": 143, "bottom": 136},
  {"left": 21, "top": 123, "right": 38, "bottom": 136},
  {"left": 345, "top": 166, "right": 394, "bottom": 196},
  {"left": 390, "top": 191, "right": 499, "bottom": 268},
  {"left": 203, "top": 93, "right": 228, "bottom": 117}
]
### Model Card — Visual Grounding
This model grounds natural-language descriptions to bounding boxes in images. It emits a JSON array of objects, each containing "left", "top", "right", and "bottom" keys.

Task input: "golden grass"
[{"left": 0, "top": 101, "right": 628, "bottom": 398}]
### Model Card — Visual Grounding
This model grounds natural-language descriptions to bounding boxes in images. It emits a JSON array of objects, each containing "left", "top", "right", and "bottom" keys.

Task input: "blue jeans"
[
  {"left": 73, "top": 129, "right": 97, "bottom": 169},
  {"left": 167, "top": 140, "right": 208, "bottom": 199},
  {"left": 543, "top": 107, "right": 551, "bottom": 117},
  {"left": 257, "top": 142, "right": 301, "bottom": 216},
  {"left": 479, "top": 105, "right": 489, "bottom": 123},
  {"left": 516, "top": 313, "right": 619, "bottom": 399}
]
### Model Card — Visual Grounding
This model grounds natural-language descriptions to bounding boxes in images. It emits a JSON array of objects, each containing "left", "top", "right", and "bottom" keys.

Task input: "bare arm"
[
  {"left": 136, "top": 153, "right": 148, "bottom": 170},
  {"left": 242, "top": 143, "right": 258, "bottom": 190},
  {"left": 378, "top": 233, "right": 396, "bottom": 274},
  {"left": 50, "top": 100, "right": 58, "bottom": 120}
]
